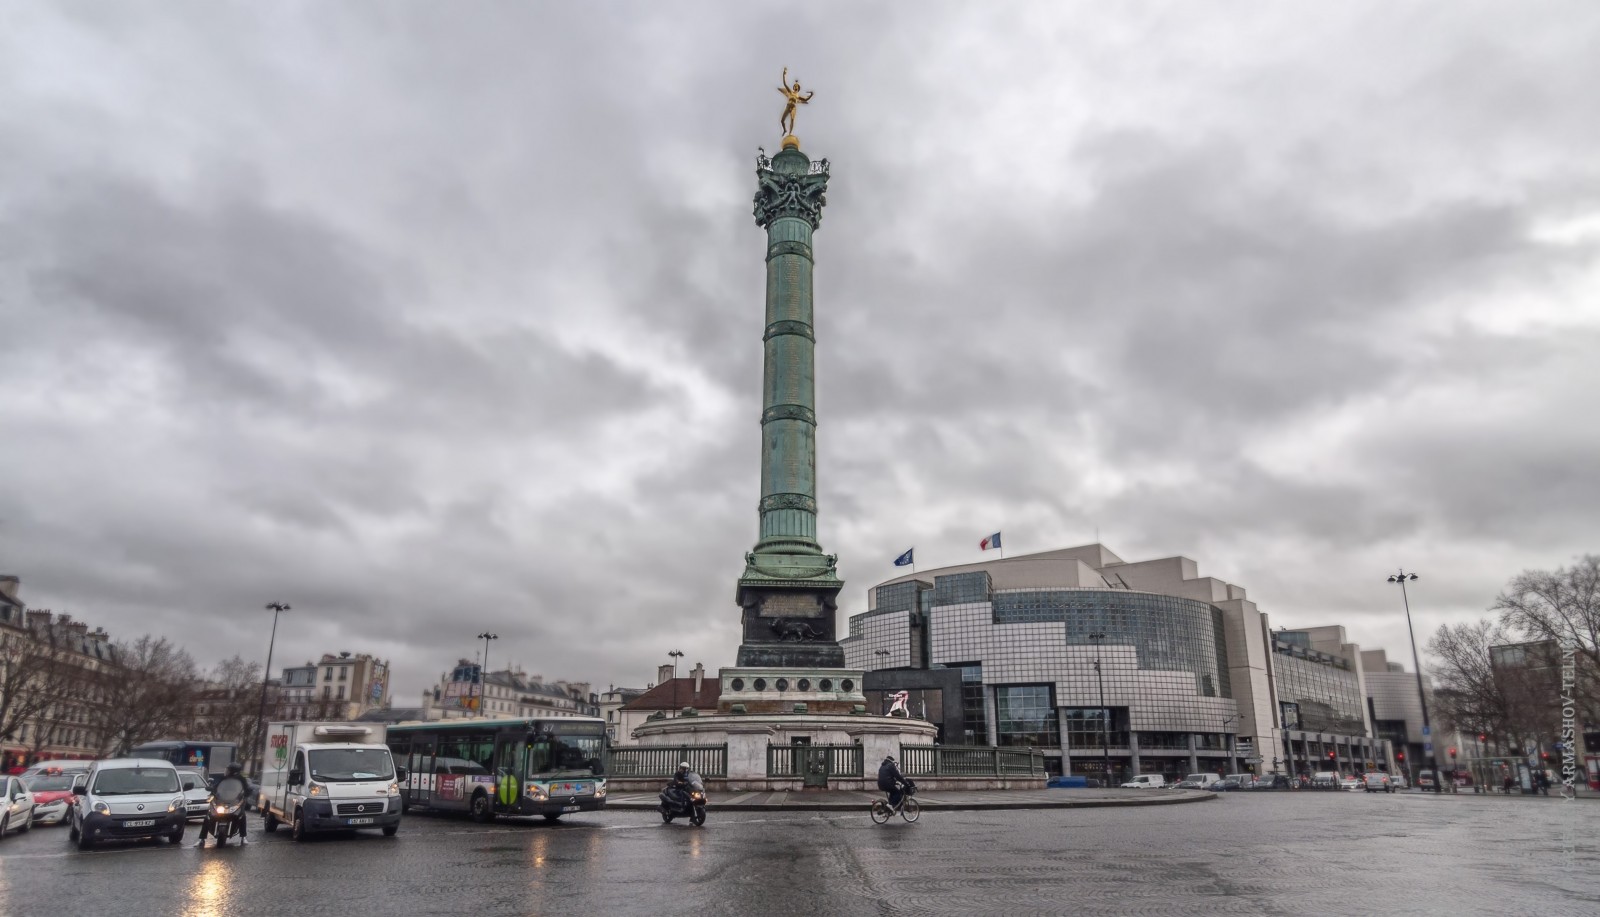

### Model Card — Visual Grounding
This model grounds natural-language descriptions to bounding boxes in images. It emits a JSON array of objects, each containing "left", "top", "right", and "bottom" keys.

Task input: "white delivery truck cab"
[{"left": 257, "top": 722, "right": 404, "bottom": 840}]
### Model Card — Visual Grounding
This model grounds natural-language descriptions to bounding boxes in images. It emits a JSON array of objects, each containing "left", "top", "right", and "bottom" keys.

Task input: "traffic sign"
[
  {"left": 1245, "top": 757, "right": 1263, "bottom": 764},
  {"left": 1421, "top": 726, "right": 1431, "bottom": 737},
  {"left": 1424, "top": 742, "right": 1434, "bottom": 753}
]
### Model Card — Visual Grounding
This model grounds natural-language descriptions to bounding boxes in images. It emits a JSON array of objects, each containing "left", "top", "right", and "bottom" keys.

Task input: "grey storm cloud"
[{"left": 2, "top": 1, "right": 1599, "bottom": 699}]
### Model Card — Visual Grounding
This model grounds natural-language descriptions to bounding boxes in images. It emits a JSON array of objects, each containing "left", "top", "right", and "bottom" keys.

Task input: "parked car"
[
  {"left": 22, "top": 772, "right": 76, "bottom": 825},
  {"left": 1046, "top": 775, "right": 1088, "bottom": 788},
  {"left": 1120, "top": 775, "right": 1166, "bottom": 789},
  {"left": 175, "top": 767, "right": 213, "bottom": 821},
  {"left": 20, "top": 760, "right": 93, "bottom": 781},
  {"left": 1417, "top": 769, "right": 1437, "bottom": 790},
  {"left": 1, "top": 776, "right": 35, "bottom": 837},
  {"left": 1255, "top": 774, "right": 1293, "bottom": 790},
  {"left": 1174, "top": 773, "right": 1213, "bottom": 789},
  {"left": 1338, "top": 774, "right": 1363, "bottom": 791},
  {"left": 1225, "top": 773, "right": 1258, "bottom": 789},
  {"left": 1389, "top": 773, "right": 1409, "bottom": 789},
  {"left": 68, "top": 758, "right": 187, "bottom": 850},
  {"left": 1363, "top": 773, "right": 1394, "bottom": 793},
  {"left": 1207, "top": 777, "right": 1244, "bottom": 791},
  {"left": 1310, "top": 771, "right": 1340, "bottom": 789}
]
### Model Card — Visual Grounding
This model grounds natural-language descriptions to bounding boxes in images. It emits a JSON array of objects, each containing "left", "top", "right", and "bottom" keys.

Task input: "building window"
[
  {"left": 323, "top": 686, "right": 331, "bottom": 699},
  {"left": 996, "top": 685, "right": 1058, "bottom": 747},
  {"left": 338, "top": 668, "right": 347, "bottom": 682},
  {"left": 1063, "top": 707, "right": 1125, "bottom": 748},
  {"left": 325, "top": 667, "right": 333, "bottom": 681},
  {"left": 337, "top": 685, "right": 345, "bottom": 700},
  {"left": 953, "top": 663, "right": 986, "bottom": 745}
]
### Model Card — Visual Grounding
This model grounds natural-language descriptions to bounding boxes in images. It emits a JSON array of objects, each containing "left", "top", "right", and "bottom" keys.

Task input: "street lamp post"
[
  {"left": 668, "top": 650, "right": 684, "bottom": 716},
  {"left": 1388, "top": 569, "right": 1441, "bottom": 794},
  {"left": 1223, "top": 715, "right": 1239, "bottom": 777},
  {"left": 256, "top": 602, "right": 290, "bottom": 776},
  {"left": 1089, "top": 633, "right": 1112, "bottom": 785},
  {"left": 475, "top": 632, "right": 498, "bottom": 717}
]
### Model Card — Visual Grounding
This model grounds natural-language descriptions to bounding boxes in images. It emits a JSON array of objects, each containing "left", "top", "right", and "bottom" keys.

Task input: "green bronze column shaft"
[
  {"left": 737, "top": 138, "right": 845, "bottom": 667},
  {"left": 755, "top": 145, "right": 824, "bottom": 556}
]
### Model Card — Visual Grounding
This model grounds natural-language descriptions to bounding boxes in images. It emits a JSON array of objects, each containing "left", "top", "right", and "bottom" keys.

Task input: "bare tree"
[
  {"left": 1430, "top": 619, "right": 1516, "bottom": 742},
  {"left": 1493, "top": 554, "right": 1600, "bottom": 717},
  {"left": 87, "top": 636, "right": 198, "bottom": 755},
  {"left": 0, "top": 616, "right": 79, "bottom": 751},
  {"left": 193, "top": 655, "right": 264, "bottom": 764}
]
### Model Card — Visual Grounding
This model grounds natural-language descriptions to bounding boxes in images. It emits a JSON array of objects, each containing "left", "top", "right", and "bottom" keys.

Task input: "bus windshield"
[
  {"left": 528, "top": 733, "right": 605, "bottom": 776},
  {"left": 308, "top": 747, "right": 396, "bottom": 782}
]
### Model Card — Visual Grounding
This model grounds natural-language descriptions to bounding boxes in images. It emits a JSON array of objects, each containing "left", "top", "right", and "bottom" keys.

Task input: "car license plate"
[
  {"left": 125, "top": 819, "right": 156, "bottom": 827},
  {"left": 348, "top": 817, "right": 375, "bottom": 825},
  {"left": 561, "top": 805, "right": 580, "bottom": 813}
]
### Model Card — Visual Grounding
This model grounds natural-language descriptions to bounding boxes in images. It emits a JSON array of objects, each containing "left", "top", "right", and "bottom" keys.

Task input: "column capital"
[{"left": 754, "top": 147, "right": 830, "bottom": 229}]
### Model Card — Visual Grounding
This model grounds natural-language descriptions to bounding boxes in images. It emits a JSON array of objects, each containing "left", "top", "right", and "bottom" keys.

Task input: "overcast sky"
[{"left": 3, "top": 2, "right": 1597, "bottom": 702}]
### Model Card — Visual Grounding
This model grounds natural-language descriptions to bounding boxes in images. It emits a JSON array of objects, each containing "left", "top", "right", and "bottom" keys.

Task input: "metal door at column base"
[{"left": 804, "top": 748, "right": 829, "bottom": 788}]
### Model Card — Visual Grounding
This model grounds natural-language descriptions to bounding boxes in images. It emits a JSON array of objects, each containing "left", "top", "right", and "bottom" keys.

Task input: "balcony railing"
[
  {"left": 898, "top": 745, "right": 1047, "bottom": 777},
  {"left": 604, "top": 744, "right": 727, "bottom": 778}
]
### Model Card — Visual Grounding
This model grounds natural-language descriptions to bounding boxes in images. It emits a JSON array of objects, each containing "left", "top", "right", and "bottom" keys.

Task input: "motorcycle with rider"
[{"left": 659, "top": 762, "right": 708, "bottom": 826}]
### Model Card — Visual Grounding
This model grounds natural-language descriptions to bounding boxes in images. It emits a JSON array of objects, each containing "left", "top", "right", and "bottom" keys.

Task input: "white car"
[
  {"left": 1, "top": 776, "right": 36, "bottom": 837},
  {"left": 1119, "top": 774, "right": 1166, "bottom": 789},
  {"left": 1338, "top": 774, "right": 1363, "bottom": 791},
  {"left": 176, "top": 767, "right": 214, "bottom": 821},
  {"left": 68, "top": 758, "right": 187, "bottom": 850}
]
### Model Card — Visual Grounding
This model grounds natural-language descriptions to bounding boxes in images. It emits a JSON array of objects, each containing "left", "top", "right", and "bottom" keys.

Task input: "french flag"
[{"left": 979, "top": 532, "right": 1002, "bottom": 551}]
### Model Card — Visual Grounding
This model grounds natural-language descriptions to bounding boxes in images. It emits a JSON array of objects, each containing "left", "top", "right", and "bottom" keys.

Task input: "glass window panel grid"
[
  {"left": 1271, "top": 652, "right": 1367, "bottom": 735},
  {"left": 995, "top": 684, "right": 1058, "bottom": 748}
]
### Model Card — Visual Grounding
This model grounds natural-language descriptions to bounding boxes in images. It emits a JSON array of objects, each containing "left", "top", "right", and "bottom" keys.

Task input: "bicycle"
[{"left": 869, "top": 780, "right": 919, "bottom": 824}]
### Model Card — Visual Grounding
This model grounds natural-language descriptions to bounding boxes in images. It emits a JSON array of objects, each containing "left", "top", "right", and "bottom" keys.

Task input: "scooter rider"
[
  {"left": 878, "top": 755, "right": 906, "bottom": 809},
  {"left": 193, "top": 763, "right": 250, "bottom": 847},
  {"left": 668, "top": 762, "right": 693, "bottom": 800}
]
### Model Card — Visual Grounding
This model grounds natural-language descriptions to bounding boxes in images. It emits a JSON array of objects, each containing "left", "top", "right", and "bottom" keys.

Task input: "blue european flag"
[{"left": 893, "top": 548, "right": 914, "bottom": 567}]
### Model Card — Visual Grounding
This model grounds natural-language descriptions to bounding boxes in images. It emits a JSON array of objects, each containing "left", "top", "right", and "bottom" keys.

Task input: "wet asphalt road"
[{"left": 0, "top": 792, "right": 1596, "bottom": 917}]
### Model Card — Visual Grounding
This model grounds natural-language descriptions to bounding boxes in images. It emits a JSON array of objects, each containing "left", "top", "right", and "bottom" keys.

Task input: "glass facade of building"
[
  {"left": 1271, "top": 640, "right": 1366, "bottom": 735},
  {"left": 996, "top": 685, "right": 1059, "bottom": 748}
]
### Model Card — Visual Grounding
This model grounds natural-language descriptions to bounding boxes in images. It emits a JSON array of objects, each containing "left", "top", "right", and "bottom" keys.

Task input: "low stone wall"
[{"left": 605, "top": 776, "right": 1047, "bottom": 793}]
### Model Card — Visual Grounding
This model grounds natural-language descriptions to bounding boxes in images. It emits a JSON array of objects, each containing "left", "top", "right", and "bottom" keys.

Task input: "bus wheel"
[{"left": 470, "top": 792, "right": 496, "bottom": 823}]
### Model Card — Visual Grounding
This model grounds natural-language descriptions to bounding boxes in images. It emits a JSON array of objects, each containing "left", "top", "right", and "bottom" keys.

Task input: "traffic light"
[
  {"left": 1541, "top": 751, "right": 1549, "bottom": 760},
  {"left": 1327, "top": 750, "right": 1336, "bottom": 760},
  {"left": 1396, "top": 751, "right": 1405, "bottom": 762},
  {"left": 1478, "top": 733, "right": 1487, "bottom": 743},
  {"left": 1447, "top": 747, "right": 1456, "bottom": 758}
]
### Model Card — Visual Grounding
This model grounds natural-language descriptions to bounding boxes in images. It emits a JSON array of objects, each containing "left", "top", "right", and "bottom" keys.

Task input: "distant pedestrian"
[
  {"left": 1503, "top": 774, "right": 1514, "bottom": 794},
  {"left": 1537, "top": 771, "right": 1550, "bottom": 796}
]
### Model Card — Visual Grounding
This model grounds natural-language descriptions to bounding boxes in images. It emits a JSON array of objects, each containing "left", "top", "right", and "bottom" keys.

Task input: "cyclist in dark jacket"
[{"left": 878, "top": 756, "right": 906, "bottom": 808}]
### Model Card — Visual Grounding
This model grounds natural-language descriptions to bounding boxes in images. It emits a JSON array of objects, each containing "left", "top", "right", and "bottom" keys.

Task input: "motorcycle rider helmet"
[
  {"left": 225, "top": 762, "right": 243, "bottom": 776},
  {"left": 678, "top": 761, "right": 691, "bottom": 772}
]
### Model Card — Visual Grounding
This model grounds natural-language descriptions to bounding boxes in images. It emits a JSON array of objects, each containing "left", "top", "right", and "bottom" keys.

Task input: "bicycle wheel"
[
  {"left": 900, "top": 799, "right": 920, "bottom": 823},
  {"left": 869, "top": 800, "right": 891, "bottom": 824}
]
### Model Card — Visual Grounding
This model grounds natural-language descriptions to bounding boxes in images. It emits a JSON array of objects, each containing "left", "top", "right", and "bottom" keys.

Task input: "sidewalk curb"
[{"left": 606, "top": 791, "right": 1217, "bottom": 812}]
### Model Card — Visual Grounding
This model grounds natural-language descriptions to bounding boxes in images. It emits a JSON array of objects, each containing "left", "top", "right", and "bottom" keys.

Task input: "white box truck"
[{"left": 257, "top": 721, "right": 404, "bottom": 840}]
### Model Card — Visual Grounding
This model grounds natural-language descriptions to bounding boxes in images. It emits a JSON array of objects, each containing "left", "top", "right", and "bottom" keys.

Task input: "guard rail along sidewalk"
[{"left": 603, "top": 743, "right": 1046, "bottom": 792}]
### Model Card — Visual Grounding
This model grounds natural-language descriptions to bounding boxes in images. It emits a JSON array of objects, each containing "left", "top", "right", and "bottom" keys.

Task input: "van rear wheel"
[{"left": 263, "top": 809, "right": 279, "bottom": 833}]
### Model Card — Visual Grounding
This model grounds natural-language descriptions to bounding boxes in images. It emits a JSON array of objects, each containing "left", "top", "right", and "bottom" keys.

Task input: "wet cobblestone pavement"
[{"left": 1, "top": 791, "right": 1595, "bottom": 916}]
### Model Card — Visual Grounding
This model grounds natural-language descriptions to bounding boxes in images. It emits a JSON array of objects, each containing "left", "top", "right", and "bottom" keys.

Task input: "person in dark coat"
[{"left": 878, "top": 756, "right": 906, "bottom": 809}]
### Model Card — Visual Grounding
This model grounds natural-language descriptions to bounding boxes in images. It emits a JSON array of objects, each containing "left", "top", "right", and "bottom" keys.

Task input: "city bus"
[
  {"left": 127, "top": 740, "right": 239, "bottom": 778},
  {"left": 386, "top": 716, "right": 607, "bottom": 822}
]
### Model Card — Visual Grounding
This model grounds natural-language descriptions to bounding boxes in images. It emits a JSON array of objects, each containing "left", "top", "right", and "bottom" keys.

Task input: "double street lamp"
[
  {"left": 475, "top": 632, "right": 498, "bottom": 716},
  {"left": 256, "top": 602, "right": 290, "bottom": 774},
  {"left": 1388, "top": 569, "right": 1441, "bottom": 794},
  {"left": 668, "top": 649, "right": 684, "bottom": 716},
  {"left": 1088, "top": 633, "right": 1112, "bottom": 785}
]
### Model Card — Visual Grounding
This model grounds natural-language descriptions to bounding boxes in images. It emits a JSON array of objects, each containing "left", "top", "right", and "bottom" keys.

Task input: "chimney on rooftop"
[
  {"left": 657, "top": 663, "right": 674, "bottom": 685},
  {"left": 0, "top": 575, "right": 19, "bottom": 599},
  {"left": 692, "top": 663, "right": 704, "bottom": 694}
]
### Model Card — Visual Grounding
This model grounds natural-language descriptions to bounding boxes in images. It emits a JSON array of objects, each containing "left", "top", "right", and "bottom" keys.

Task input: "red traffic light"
[
  {"left": 1396, "top": 751, "right": 1405, "bottom": 761},
  {"left": 1327, "top": 750, "right": 1336, "bottom": 759},
  {"left": 1478, "top": 734, "right": 1487, "bottom": 743},
  {"left": 1447, "top": 747, "right": 1457, "bottom": 758}
]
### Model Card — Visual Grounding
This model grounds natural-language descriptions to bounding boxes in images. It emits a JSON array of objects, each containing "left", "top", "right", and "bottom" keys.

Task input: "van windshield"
[
  {"left": 92, "top": 767, "right": 180, "bottom": 796},
  {"left": 308, "top": 747, "right": 395, "bottom": 782}
]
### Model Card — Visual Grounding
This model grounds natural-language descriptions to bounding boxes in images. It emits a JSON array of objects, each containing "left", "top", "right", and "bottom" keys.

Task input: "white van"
[
  {"left": 1120, "top": 774, "right": 1166, "bottom": 789},
  {"left": 257, "top": 722, "right": 403, "bottom": 841},
  {"left": 68, "top": 758, "right": 187, "bottom": 850}
]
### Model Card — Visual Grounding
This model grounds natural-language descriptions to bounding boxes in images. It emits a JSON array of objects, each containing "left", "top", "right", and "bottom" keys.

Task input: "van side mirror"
[
  {"left": 288, "top": 769, "right": 303, "bottom": 786},
  {"left": 395, "top": 767, "right": 409, "bottom": 782},
  {"left": 72, "top": 785, "right": 87, "bottom": 796},
  {"left": 182, "top": 779, "right": 197, "bottom": 791}
]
